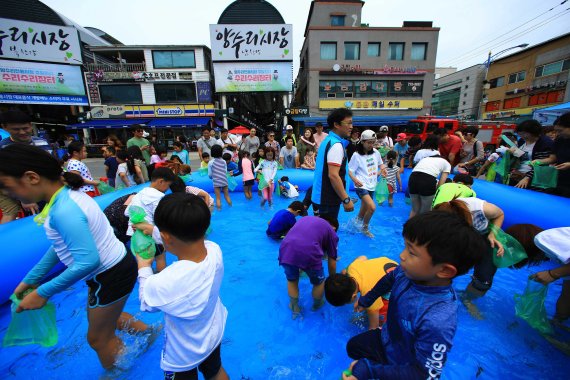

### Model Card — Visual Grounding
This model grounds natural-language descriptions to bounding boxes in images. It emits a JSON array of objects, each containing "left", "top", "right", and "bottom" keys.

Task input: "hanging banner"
[
  {"left": 0, "top": 59, "right": 87, "bottom": 105},
  {"left": 210, "top": 24, "right": 292, "bottom": 61},
  {"left": 213, "top": 61, "right": 292, "bottom": 92},
  {"left": 0, "top": 18, "right": 82, "bottom": 64},
  {"left": 319, "top": 99, "right": 424, "bottom": 110}
]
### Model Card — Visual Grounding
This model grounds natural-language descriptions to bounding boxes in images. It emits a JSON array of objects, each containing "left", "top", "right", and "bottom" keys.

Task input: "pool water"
[{"left": 0, "top": 191, "right": 568, "bottom": 379}]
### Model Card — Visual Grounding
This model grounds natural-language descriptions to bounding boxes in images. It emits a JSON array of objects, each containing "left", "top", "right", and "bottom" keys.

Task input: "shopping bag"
[
  {"left": 514, "top": 278, "right": 553, "bottom": 335},
  {"left": 375, "top": 178, "right": 389, "bottom": 204},
  {"left": 198, "top": 167, "right": 208, "bottom": 177},
  {"left": 128, "top": 206, "right": 156, "bottom": 260},
  {"left": 490, "top": 224, "right": 528, "bottom": 268},
  {"left": 3, "top": 293, "right": 58, "bottom": 347}
]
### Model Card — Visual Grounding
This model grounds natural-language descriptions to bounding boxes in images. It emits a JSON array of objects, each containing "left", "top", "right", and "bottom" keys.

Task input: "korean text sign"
[
  {"left": 0, "top": 59, "right": 87, "bottom": 97},
  {"left": 210, "top": 24, "right": 292, "bottom": 61},
  {"left": 213, "top": 62, "right": 292, "bottom": 92},
  {"left": 0, "top": 18, "right": 82, "bottom": 64}
]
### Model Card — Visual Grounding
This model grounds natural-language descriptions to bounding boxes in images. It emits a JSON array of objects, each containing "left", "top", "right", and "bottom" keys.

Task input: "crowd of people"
[{"left": 0, "top": 107, "right": 569, "bottom": 379}]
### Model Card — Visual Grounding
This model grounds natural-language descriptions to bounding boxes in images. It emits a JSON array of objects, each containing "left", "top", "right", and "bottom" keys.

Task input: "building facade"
[
  {"left": 432, "top": 65, "right": 485, "bottom": 119},
  {"left": 293, "top": 0, "right": 439, "bottom": 126},
  {"left": 71, "top": 45, "right": 216, "bottom": 146},
  {"left": 482, "top": 33, "right": 570, "bottom": 121}
]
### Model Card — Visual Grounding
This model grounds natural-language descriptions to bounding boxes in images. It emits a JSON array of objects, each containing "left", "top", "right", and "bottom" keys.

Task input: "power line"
[
  {"left": 440, "top": 1, "right": 568, "bottom": 67},
  {"left": 442, "top": 7, "right": 569, "bottom": 67}
]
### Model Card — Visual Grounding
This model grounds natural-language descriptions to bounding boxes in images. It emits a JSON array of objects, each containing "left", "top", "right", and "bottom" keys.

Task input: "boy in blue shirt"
[
  {"left": 266, "top": 201, "right": 306, "bottom": 239},
  {"left": 223, "top": 152, "right": 240, "bottom": 176},
  {"left": 342, "top": 211, "right": 486, "bottom": 380}
]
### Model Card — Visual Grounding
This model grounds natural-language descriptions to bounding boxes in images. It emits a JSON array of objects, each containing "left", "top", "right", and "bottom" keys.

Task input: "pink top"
[
  {"left": 241, "top": 157, "right": 255, "bottom": 181},
  {"left": 313, "top": 132, "right": 329, "bottom": 149}
]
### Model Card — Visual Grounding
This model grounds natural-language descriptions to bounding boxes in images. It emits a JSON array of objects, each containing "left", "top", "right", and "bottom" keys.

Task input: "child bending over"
[
  {"left": 325, "top": 256, "right": 398, "bottom": 330},
  {"left": 266, "top": 200, "right": 306, "bottom": 239}
]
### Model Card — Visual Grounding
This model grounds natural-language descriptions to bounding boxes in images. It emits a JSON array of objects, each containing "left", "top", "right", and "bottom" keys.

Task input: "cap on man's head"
[
  {"left": 396, "top": 133, "right": 407, "bottom": 141},
  {"left": 286, "top": 125, "right": 293, "bottom": 130},
  {"left": 0, "top": 110, "right": 32, "bottom": 125},
  {"left": 379, "top": 125, "right": 389, "bottom": 132},
  {"left": 360, "top": 130, "right": 377, "bottom": 141}
]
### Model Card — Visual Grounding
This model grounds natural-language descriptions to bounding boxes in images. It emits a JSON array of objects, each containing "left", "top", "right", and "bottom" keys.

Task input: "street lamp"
[{"left": 479, "top": 43, "right": 529, "bottom": 119}]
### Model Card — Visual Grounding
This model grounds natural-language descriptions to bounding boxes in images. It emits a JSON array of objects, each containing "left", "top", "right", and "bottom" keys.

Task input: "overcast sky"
[{"left": 42, "top": 0, "right": 569, "bottom": 74}]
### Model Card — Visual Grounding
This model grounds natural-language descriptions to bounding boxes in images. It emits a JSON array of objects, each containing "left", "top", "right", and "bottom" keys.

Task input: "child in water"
[
  {"left": 384, "top": 150, "right": 402, "bottom": 207},
  {"left": 208, "top": 145, "right": 232, "bottom": 210},
  {"left": 255, "top": 147, "right": 278, "bottom": 207}
]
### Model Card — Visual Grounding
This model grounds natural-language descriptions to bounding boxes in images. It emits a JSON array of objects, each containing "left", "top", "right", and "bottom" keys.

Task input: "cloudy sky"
[{"left": 42, "top": 0, "right": 569, "bottom": 74}]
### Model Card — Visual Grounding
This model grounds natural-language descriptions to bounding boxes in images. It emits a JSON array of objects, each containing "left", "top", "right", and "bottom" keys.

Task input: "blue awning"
[
  {"left": 147, "top": 117, "right": 211, "bottom": 127},
  {"left": 291, "top": 115, "right": 415, "bottom": 127},
  {"left": 67, "top": 119, "right": 151, "bottom": 129}
]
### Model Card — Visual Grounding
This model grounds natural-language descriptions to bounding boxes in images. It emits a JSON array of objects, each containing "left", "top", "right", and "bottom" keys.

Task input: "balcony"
[{"left": 85, "top": 62, "right": 146, "bottom": 72}]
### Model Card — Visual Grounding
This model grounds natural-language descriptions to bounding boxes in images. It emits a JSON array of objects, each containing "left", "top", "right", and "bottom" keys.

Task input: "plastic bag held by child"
[
  {"left": 128, "top": 206, "right": 156, "bottom": 260},
  {"left": 3, "top": 293, "right": 58, "bottom": 347},
  {"left": 489, "top": 224, "right": 528, "bottom": 268},
  {"left": 514, "top": 278, "right": 553, "bottom": 335},
  {"left": 375, "top": 178, "right": 390, "bottom": 204},
  {"left": 227, "top": 173, "right": 238, "bottom": 191},
  {"left": 97, "top": 181, "right": 115, "bottom": 195}
]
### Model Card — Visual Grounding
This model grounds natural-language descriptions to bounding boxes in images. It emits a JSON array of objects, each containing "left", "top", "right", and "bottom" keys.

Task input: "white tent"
[{"left": 533, "top": 102, "right": 570, "bottom": 125}]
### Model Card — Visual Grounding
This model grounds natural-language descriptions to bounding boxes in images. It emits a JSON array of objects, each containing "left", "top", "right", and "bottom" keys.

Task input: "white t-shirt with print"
[
  {"left": 413, "top": 149, "right": 440, "bottom": 164},
  {"left": 115, "top": 163, "right": 136, "bottom": 188},
  {"left": 413, "top": 156, "right": 451, "bottom": 178},
  {"left": 66, "top": 159, "right": 94, "bottom": 192},
  {"left": 349, "top": 150, "right": 384, "bottom": 191},
  {"left": 458, "top": 197, "right": 489, "bottom": 233}
]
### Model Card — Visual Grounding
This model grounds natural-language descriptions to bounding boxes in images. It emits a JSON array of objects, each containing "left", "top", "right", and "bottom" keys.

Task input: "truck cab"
[{"left": 404, "top": 116, "right": 459, "bottom": 141}]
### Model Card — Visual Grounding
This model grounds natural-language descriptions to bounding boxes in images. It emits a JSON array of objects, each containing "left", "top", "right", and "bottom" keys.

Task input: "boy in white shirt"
[
  {"left": 136, "top": 193, "right": 229, "bottom": 380},
  {"left": 125, "top": 167, "right": 177, "bottom": 272}
]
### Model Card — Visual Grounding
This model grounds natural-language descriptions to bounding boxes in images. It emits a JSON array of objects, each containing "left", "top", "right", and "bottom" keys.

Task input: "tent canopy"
[
  {"left": 229, "top": 125, "right": 251, "bottom": 134},
  {"left": 533, "top": 101, "right": 570, "bottom": 125}
]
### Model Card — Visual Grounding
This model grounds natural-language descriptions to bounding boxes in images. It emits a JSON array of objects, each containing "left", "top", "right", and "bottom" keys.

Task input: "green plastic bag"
[
  {"left": 514, "top": 278, "right": 553, "bottom": 335},
  {"left": 258, "top": 174, "right": 269, "bottom": 190},
  {"left": 378, "top": 146, "right": 391, "bottom": 157},
  {"left": 128, "top": 206, "right": 156, "bottom": 259},
  {"left": 227, "top": 173, "right": 237, "bottom": 191},
  {"left": 494, "top": 151, "right": 511, "bottom": 180},
  {"left": 276, "top": 182, "right": 281, "bottom": 196},
  {"left": 97, "top": 181, "right": 115, "bottom": 195},
  {"left": 375, "top": 178, "right": 390, "bottom": 204},
  {"left": 485, "top": 162, "right": 497, "bottom": 182},
  {"left": 531, "top": 163, "right": 558, "bottom": 189},
  {"left": 198, "top": 167, "right": 208, "bottom": 177},
  {"left": 179, "top": 174, "right": 192, "bottom": 183},
  {"left": 489, "top": 224, "right": 528, "bottom": 268},
  {"left": 3, "top": 294, "right": 58, "bottom": 347}
]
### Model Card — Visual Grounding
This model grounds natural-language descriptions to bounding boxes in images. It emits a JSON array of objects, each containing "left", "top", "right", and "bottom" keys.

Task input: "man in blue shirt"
[
  {"left": 266, "top": 201, "right": 305, "bottom": 239},
  {"left": 311, "top": 108, "right": 355, "bottom": 220},
  {"left": 342, "top": 211, "right": 486, "bottom": 380}
]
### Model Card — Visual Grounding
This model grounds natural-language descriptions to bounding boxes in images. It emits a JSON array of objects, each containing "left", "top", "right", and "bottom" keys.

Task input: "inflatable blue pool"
[{"left": 0, "top": 170, "right": 568, "bottom": 378}]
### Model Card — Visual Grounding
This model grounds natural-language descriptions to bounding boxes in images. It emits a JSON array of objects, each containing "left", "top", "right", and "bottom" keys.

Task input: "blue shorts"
[
  {"left": 282, "top": 263, "right": 325, "bottom": 285},
  {"left": 355, "top": 188, "right": 375, "bottom": 199}
]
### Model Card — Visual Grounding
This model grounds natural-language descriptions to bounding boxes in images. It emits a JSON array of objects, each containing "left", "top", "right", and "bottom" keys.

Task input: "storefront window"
[
  {"left": 152, "top": 51, "right": 195, "bottom": 69},
  {"left": 99, "top": 85, "right": 142, "bottom": 104}
]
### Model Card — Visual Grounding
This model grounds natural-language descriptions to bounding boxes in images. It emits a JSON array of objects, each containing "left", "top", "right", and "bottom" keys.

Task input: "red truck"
[{"left": 403, "top": 115, "right": 516, "bottom": 149}]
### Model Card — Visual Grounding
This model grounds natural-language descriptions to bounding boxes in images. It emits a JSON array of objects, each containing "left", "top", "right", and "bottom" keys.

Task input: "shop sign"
[
  {"left": 197, "top": 82, "right": 212, "bottom": 103},
  {"left": 285, "top": 107, "right": 309, "bottom": 116},
  {"left": 123, "top": 104, "right": 215, "bottom": 118},
  {"left": 90, "top": 105, "right": 126, "bottom": 118},
  {"left": 0, "top": 18, "right": 82, "bottom": 64},
  {"left": 0, "top": 59, "right": 87, "bottom": 105},
  {"left": 213, "top": 61, "right": 292, "bottom": 92},
  {"left": 89, "top": 71, "right": 191, "bottom": 82},
  {"left": 319, "top": 99, "right": 424, "bottom": 110},
  {"left": 324, "top": 64, "right": 427, "bottom": 76},
  {"left": 210, "top": 24, "right": 292, "bottom": 61}
]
